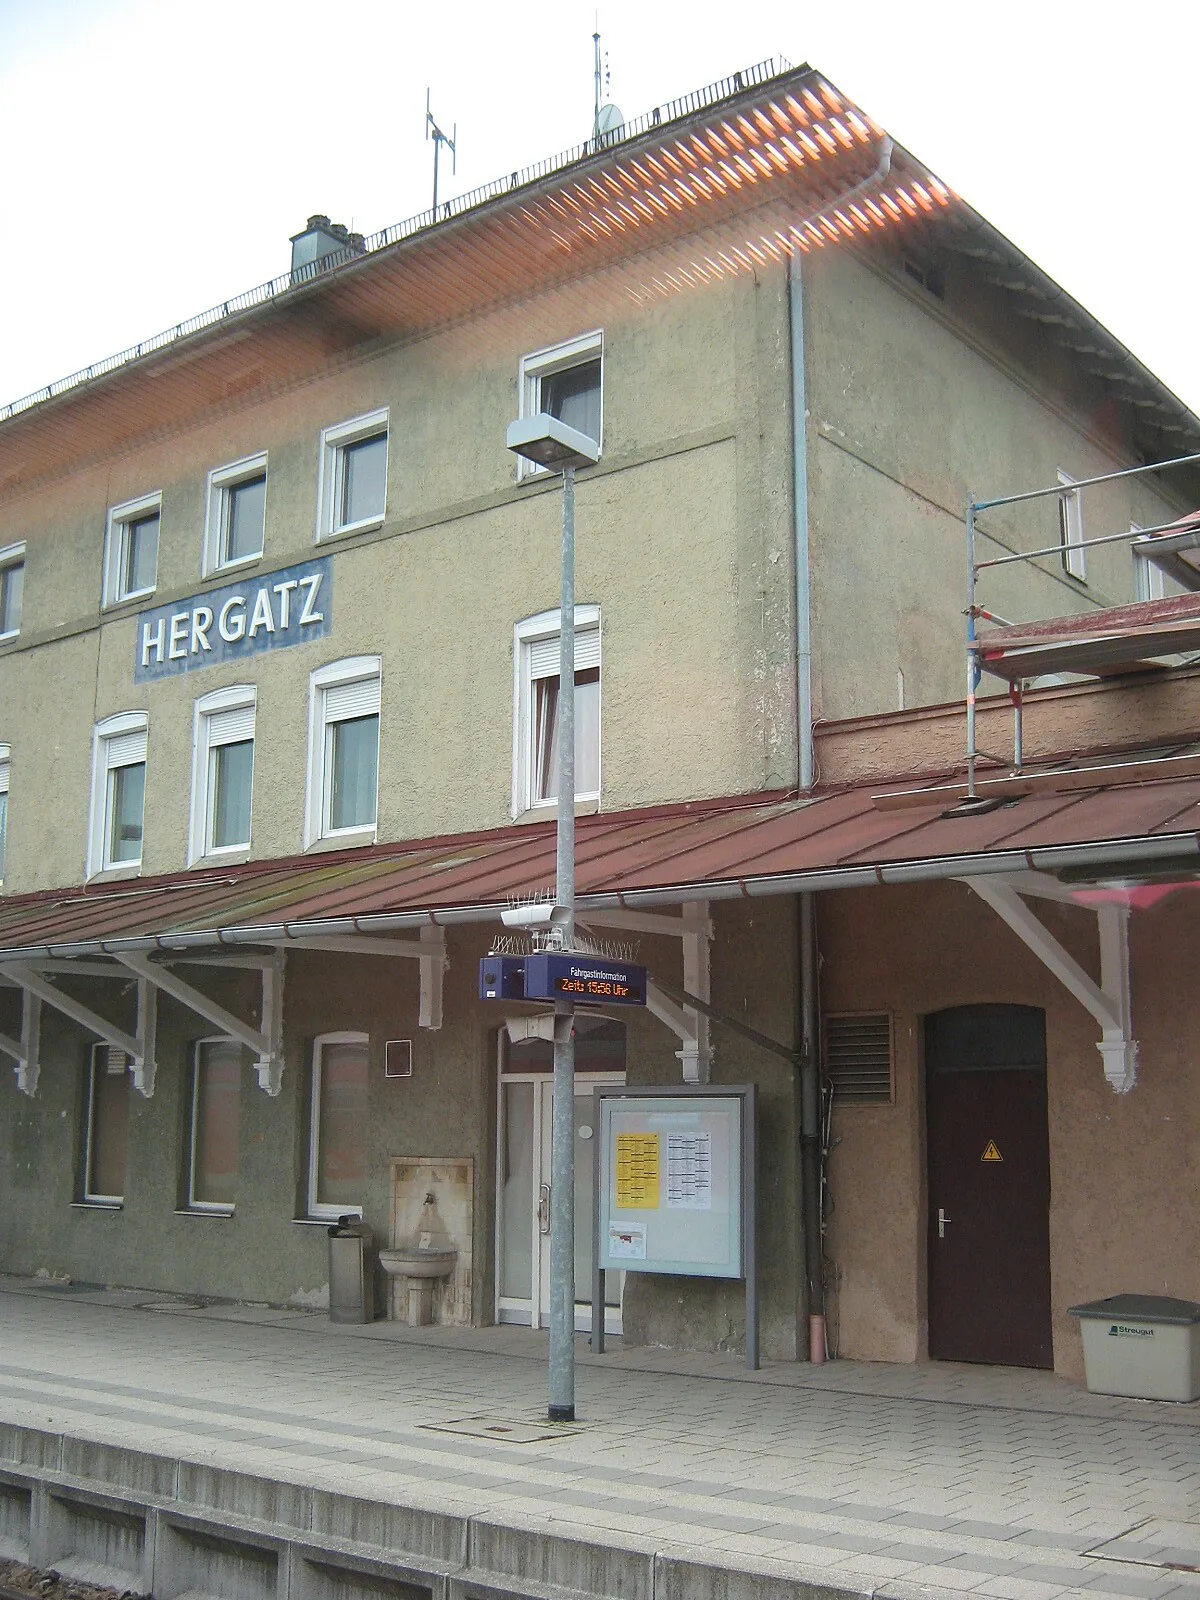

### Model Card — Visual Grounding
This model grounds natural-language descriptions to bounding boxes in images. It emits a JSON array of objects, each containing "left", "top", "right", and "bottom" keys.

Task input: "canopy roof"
[{"left": 2, "top": 765, "right": 1199, "bottom": 962}]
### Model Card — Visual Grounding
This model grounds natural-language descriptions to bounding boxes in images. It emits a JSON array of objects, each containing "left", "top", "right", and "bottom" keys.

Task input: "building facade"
[{"left": 1, "top": 61, "right": 1197, "bottom": 1373}]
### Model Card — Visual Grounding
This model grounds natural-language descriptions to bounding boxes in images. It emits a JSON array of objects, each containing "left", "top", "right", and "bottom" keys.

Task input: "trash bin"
[
  {"left": 328, "top": 1216, "right": 375, "bottom": 1324},
  {"left": 1068, "top": 1294, "right": 1200, "bottom": 1401}
]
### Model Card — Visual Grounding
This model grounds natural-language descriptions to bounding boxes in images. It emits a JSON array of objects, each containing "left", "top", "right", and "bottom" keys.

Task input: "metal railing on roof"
[{"left": 0, "top": 57, "right": 792, "bottom": 424}]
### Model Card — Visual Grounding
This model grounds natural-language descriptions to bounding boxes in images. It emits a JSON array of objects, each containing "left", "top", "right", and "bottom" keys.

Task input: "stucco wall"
[
  {"left": 0, "top": 255, "right": 797, "bottom": 895},
  {"left": 818, "top": 878, "right": 1200, "bottom": 1377},
  {"left": 801, "top": 246, "right": 1185, "bottom": 722},
  {"left": 0, "top": 899, "right": 804, "bottom": 1360}
]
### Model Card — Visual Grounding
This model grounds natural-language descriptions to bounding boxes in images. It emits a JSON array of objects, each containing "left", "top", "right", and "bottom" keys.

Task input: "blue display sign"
[
  {"left": 523, "top": 953, "right": 647, "bottom": 1006},
  {"left": 478, "top": 956, "right": 527, "bottom": 1002},
  {"left": 134, "top": 556, "right": 332, "bottom": 681}
]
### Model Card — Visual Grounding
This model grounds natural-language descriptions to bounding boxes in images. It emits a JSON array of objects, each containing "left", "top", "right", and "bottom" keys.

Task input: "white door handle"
[{"left": 937, "top": 1208, "right": 951, "bottom": 1239}]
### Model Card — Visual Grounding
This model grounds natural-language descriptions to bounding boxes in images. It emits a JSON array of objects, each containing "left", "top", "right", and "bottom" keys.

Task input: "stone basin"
[{"left": 379, "top": 1247, "right": 458, "bottom": 1281}]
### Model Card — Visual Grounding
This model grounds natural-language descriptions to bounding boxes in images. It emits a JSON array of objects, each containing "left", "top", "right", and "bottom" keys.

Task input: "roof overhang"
[{"left": 2, "top": 770, "right": 1199, "bottom": 965}]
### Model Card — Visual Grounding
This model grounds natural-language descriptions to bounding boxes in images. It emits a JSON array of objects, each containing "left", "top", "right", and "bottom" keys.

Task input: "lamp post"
[{"left": 506, "top": 412, "right": 600, "bottom": 1423}]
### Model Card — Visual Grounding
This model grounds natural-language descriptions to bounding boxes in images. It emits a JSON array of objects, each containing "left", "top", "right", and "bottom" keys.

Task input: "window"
[
  {"left": 189, "top": 1039, "right": 242, "bottom": 1212},
  {"left": 0, "top": 543, "right": 24, "bottom": 638},
  {"left": 1133, "top": 528, "right": 1167, "bottom": 602},
  {"left": 204, "top": 453, "right": 267, "bottom": 574},
  {"left": 83, "top": 1046, "right": 130, "bottom": 1204},
  {"left": 307, "top": 1033, "right": 369, "bottom": 1219},
  {"left": 103, "top": 495, "right": 160, "bottom": 606},
  {"left": 1057, "top": 470, "right": 1085, "bottom": 581},
  {"left": 513, "top": 607, "right": 600, "bottom": 815},
  {"left": 189, "top": 687, "right": 255, "bottom": 863},
  {"left": 0, "top": 744, "right": 8, "bottom": 884},
  {"left": 318, "top": 410, "right": 389, "bottom": 538},
  {"left": 88, "top": 712, "right": 148, "bottom": 877},
  {"left": 517, "top": 332, "right": 602, "bottom": 477},
  {"left": 305, "top": 658, "right": 381, "bottom": 846}
]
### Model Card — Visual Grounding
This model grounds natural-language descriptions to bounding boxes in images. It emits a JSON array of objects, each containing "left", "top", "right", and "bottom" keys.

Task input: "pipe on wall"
[{"left": 789, "top": 251, "right": 814, "bottom": 793}]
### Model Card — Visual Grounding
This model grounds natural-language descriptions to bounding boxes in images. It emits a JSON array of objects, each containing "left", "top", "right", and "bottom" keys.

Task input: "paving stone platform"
[{"left": 0, "top": 1277, "right": 1197, "bottom": 1600}]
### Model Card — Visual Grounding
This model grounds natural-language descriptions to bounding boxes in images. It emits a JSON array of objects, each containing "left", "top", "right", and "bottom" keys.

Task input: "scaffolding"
[{"left": 964, "top": 451, "right": 1200, "bottom": 797}]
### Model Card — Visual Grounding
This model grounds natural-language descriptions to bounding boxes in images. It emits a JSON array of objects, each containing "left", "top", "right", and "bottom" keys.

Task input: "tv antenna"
[
  {"left": 426, "top": 89, "right": 457, "bottom": 214},
  {"left": 592, "top": 24, "right": 624, "bottom": 146}
]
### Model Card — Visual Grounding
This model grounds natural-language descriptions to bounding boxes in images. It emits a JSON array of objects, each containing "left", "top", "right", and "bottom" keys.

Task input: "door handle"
[
  {"left": 937, "top": 1208, "right": 951, "bottom": 1239},
  {"left": 537, "top": 1184, "right": 551, "bottom": 1235}
]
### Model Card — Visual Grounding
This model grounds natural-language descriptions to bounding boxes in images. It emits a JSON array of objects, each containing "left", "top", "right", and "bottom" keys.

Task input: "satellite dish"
[{"left": 596, "top": 102, "right": 625, "bottom": 143}]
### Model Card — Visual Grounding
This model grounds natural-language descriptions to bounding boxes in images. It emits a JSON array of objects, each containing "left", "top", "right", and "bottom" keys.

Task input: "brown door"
[{"left": 926, "top": 1005, "right": 1052, "bottom": 1368}]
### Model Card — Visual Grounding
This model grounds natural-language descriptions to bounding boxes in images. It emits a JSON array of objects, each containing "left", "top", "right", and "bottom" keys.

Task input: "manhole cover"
[
  {"left": 1086, "top": 1520, "right": 1200, "bottom": 1573},
  {"left": 419, "top": 1416, "right": 585, "bottom": 1443}
]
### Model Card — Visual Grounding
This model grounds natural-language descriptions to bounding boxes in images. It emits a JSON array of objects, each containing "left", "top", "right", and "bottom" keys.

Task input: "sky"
[{"left": 1, "top": 0, "right": 1198, "bottom": 413}]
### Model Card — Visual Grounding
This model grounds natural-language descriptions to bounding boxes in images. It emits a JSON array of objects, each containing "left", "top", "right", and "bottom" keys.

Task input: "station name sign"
[
  {"left": 479, "top": 953, "right": 647, "bottom": 1007},
  {"left": 134, "top": 557, "right": 332, "bottom": 682}
]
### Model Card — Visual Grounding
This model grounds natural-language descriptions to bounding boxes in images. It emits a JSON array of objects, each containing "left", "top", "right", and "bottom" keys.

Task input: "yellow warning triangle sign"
[{"left": 981, "top": 1140, "right": 1003, "bottom": 1163}]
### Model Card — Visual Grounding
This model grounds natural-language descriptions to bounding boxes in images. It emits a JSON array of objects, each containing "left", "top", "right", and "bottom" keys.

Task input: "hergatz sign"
[{"left": 134, "top": 557, "right": 332, "bottom": 682}]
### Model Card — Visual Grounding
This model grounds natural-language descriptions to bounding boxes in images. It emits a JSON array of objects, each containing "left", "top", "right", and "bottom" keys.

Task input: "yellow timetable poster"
[{"left": 615, "top": 1132, "right": 660, "bottom": 1209}]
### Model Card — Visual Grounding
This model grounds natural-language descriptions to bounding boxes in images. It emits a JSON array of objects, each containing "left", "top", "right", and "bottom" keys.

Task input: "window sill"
[
  {"left": 0, "top": 628, "right": 19, "bottom": 645},
  {"left": 174, "top": 1207, "right": 235, "bottom": 1219},
  {"left": 320, "top": 516, "right": 385, "bottom": 542},
  {"left": 71, "top": 1200, "right": 122, "bottom": 1211},
  {"left": 514, "top": 797, "right": 600, "bottom": 824},
  {"left": 292, "top": 1212, "right": 361, "bottom": 1227},
  {"left": 305, "top": 828, "right": 377, "bottom": 854},
  {"left": 205, "top": 552, "right": 263, "bottom": 580},
  {"left": 86, "top": 863, "right": 143, "bottom": 885},
  {"left": 190, "top": 848, "right": 251, "bottom": 870},
  {"left": 102, "top": 588, "right": 156, "bottom": 612}
]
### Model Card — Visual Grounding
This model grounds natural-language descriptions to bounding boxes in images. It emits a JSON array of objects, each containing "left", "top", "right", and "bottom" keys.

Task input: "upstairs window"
[
  {"left": 513, "top": 607, "right": 601, "bottom": 815},
  {"left": 305, "top": 658, "right": 381, "bottom": 846},
  {"left": 1132, "top": 528, "right": 1167, "bottom": 602},
  {"left": 0, "top": 543, "right": 24, "bottom": 639},
  {"left": 517, "top": 332, "right": 603, "bottom": 477},
  {"left": 205, "top": 454, "right": 267, "bottom": 574},
  {"left": 88, "top": 712, "right": 148, "bottom": 876},
  {"left": 189, "top": 687, "right": 255, "bottom": 863},
  {"left": 103, "top": 496, "right": 160, "bottom": 606},
  {"left": 318, "top": 410, "right": 389, "bottom": 538},
  {"left": 1057, "top": 470, "right": 1085, "bottom": 582},
  {"left": 0, "top": 744, "right": 9, "bottom": 884}
]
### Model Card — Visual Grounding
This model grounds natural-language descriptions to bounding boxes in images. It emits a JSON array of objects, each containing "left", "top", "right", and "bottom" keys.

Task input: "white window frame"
[
  {"left": 0, "top": 743, "right": 9, "bottom": 886},
  {"left": 0, "top": 541, "right": 25, "bottom": 640},
  {"left": 305, "top": 657, "right": 382, "bottom": 848},
  {"left": 203, "top": 452, "right": 268, "bottom": 576},
  {"left": 87, "top": 711, "right": 148, "bottom": 879},
  {"left": 317, "top": 409, "right": 389, "bottom": 540},
  {"left": 188, "top": 686, "right": 256, "bottom": 865},
  {"left": 83, "top": 1044, "right": 129, "bottom": 1206},
  {"left": 1057, "top": 470, "right": 1086, "bottom": 581},
  {"left": 1132, "top": 526, "right": 1167, "bottom": 603},
  {"left": 188, "top": 1037, "right": 243, "bottom": 1214},
  {"left": 307, "top": 1031, "right": 369, "bottom": 1221},
  {"left": 102, "top": 495, "right": 160, "bottom": 608},
  {"left": 517, "top": 330, "right": 603, "bottom": 479},
  {"left": 512, "top": 606, "right": 601, "bottom": 817}
]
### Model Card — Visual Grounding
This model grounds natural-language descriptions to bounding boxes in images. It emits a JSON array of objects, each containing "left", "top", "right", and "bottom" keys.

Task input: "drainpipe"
[
  {"left": 799, "top": 890, "right": 826, "bottom": 1361},
  {"left": 789, "top": 250, "right": 813, "bottom": 793},
  {"left": 790, "top": 236, "right": 824, "bottom": 1360}
]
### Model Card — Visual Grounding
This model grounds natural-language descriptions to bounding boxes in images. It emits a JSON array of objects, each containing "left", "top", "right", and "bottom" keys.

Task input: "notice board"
[{"left": 596, "top": 1091, "right": 746, "bottom": 1279}]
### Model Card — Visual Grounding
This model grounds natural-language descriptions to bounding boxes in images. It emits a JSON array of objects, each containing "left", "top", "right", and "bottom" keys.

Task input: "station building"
[{"left": 1, "top": 60, "right": 1198, "bottom": 1375}]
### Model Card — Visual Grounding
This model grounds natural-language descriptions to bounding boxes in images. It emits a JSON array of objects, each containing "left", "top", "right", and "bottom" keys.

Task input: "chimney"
[{"left": 289, "top": 215, "right": 365, "bottom": 283}]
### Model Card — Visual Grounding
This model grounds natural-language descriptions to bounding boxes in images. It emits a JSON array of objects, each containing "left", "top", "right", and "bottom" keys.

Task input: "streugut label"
[{"left": 134, "top": 557, "right": 332, "bottom": 681}]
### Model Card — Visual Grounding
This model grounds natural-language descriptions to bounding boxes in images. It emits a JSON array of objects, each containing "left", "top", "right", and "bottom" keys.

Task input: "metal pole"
[
  {"left": 548, "top": 464, "right": 577, "bottom": 1423},
  {"left": 966, "top": 500, "right": 978, "bottom": 799}
]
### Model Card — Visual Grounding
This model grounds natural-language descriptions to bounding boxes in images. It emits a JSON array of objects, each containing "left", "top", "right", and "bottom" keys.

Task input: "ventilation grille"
[
  {"left": 823, "top": 1013, "right": 893, "bottom": 1105},
  {"left": 101, "top": 1046, "right": 132, "bottom": 1076}
]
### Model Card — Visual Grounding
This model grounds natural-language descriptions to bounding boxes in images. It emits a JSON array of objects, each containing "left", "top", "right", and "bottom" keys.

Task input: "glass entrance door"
[{"left": 496, "top": 1018, "right": 624, "bottom": 1332}]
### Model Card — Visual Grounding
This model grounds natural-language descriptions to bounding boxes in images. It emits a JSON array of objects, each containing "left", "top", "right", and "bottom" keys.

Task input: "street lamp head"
[{"left": 506, "top": 413, "right": 600, "bottom": 473}]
